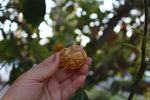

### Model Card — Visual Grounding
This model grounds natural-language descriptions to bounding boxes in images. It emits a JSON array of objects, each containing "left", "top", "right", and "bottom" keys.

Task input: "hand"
[{"left": 2, "top": 52, "right": 92, "bottom": 100}]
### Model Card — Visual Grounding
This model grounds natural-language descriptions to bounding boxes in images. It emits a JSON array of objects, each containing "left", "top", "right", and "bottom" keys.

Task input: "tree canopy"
[{"left": 0, "top": 0, "right": 150, "bottom": 99}]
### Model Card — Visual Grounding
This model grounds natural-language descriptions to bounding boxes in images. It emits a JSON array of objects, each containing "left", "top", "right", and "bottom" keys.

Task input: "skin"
[{"left": 2, "top": 52, "right": 92, "bottom": 100}]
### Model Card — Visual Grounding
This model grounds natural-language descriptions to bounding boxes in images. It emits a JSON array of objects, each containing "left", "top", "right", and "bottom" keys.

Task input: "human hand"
[{"left": 2, "top": 52, "right": 92, "bottom": 100}]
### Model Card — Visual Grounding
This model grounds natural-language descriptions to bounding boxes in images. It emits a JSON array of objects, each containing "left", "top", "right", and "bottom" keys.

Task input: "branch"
[
  {"left": 85, "top": 0, "right": 144, "bottom": 87},
  {"left": 10, "top": 32, "right": 25, "bottom": 61},
  {"left": 0, "top": 16, "right": 42, "bottom": 63},
  {"left": 0, "top": 82, "right": 8, "bottom": 92},
  {"left": 93, "top": 0, "right": 144, "bottom": 50},
  {"left": 128, "top": 0, "right": 148, "bottom": 99},
  {"left": 0, "top": 16, "right": 33, "bottom": 42},
  {"left": 145, "top": 61, "right": 150, "bottom": 65},
  {"left": 0, "top": 28, "right": 7, "bottom": 39},
  {"left": 0, "top": 61, "right": 7, "bottom": 70},
  {"left": 0, "top": 0, "right": 5, "bottom": 8},
  {"left": 0, "top": 16, "right": 30, "bottom": 60}
]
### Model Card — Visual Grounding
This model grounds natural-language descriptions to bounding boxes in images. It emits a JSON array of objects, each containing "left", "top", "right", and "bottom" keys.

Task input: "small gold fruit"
[
  {"left": 59, "top": 45, "right": 87, "bottom": 69},
  {"left": 53, "top": 43, "right": 64, "bottom": 52}
]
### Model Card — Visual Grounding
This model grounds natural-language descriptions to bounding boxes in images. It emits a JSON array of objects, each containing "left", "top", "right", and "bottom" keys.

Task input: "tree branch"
[
  {"left": 85, "top": 0, "right": 144, "bottom": 87},
  {"left": 0, "top": 16, "right": 42, "bottom": 63},
  {"left": 128, "top": 0, "right": 148, "bottom": 99},
  {"left": 0, "top": 16, "right": 33, "bottom": 42},
  {"left": 0, "top": 82, "right": 8, "bottom": 92},
  {"left": 93, "top": 0, "right": 144, "bottom": 50},
  {"left": 10, "top": 32, "right": 25, "bottom": 61},
  {"left": 0, "top": 28, "right": 7, "bottom": 39},
  {"left": 0, "top": 61, "right": 7, "bottom": 70}
]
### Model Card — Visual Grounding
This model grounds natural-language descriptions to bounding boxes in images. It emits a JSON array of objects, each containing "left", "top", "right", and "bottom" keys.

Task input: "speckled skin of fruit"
[{"left": 60, "top": 45, "right": 87, "bottom": 69}]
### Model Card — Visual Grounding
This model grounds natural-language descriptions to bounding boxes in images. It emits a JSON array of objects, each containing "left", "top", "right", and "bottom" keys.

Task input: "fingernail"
[
  {"left": 86, "top": 57, "right": 92, "bottom": 65},
  {"left": 82, "top": 76, "right": 86, "bottom": 80},
  {"left": 52, "top": 54, "right": 56, "bottom": 62},
  {"left": 53, "top": 52, "right": 60, "bottom": 62},
  {"left": 86, "top": 58, "right": 89, "bottom": 64}
]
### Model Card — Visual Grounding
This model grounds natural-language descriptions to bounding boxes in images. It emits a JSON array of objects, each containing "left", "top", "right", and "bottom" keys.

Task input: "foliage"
[
  {"left": 0, "top": 0, "right": 149, "bottom": 99},
  {"left": 71, "top": 88, "right": 89, "bottom": 100},
  {"left": 0, "top": 39, "right": 17, "bottom": 63},
  {"left": 21, "top": 0, "right": 46, "bottom": 31},
  {"left": 29, "top": 40, "right": 50, "bottom": 62}
]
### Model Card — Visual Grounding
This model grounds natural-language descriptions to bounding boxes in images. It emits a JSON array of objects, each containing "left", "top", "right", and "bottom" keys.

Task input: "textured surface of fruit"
[{"left": 60, "top": 45, "right": 87, "bottom": 69}]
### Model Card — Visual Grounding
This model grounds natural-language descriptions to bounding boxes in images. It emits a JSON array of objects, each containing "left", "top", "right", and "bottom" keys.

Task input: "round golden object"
[{"left": 60, "top": 45, "right": 87, "bottom": 69}]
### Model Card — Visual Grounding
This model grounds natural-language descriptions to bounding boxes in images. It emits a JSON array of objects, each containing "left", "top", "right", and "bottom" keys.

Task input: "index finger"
[{"left": 55, "top": 57, "right": 92, "bottom": 83}]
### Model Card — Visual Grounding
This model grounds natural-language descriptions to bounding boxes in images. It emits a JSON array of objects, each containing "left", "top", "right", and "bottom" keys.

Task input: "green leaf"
[
  {"left": 29, "top": 40, "right": 50, "bottom": 62},
  {"left": 110, "top": 81, "right": 131, "bottom": 96},
  {"left": 132, "top": 28, "right": 143, "bottom": 36},
  {"left": 123, "top": 43, "right": 138, "bottom": 50},
  {"left": 70, "top": 87, "right": 89, "bottom": 100},
  {"left": 86, "top": 42, "right": 96, "bottom": 56},
  {"left": 19, "top": 60, "right": 33, "bottom": 72},
  {"left": 110, "top": 81, "right": 120, "bottom": 95},
  {"left": 0, "top": 40, "right": 17, "bottom": 63},
  {"left": 9, "top": 64, "right": 23, "bottom": 85},
  {"left": 22, "top": 0, "right": 46, "bottom": 28}
]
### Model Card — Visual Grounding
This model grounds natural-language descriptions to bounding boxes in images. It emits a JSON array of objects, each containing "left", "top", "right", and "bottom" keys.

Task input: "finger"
[
  {"left": 47, "top": 76, "right": 61, "bottom": 100},
  {"left": 86, "top": 57, "right": 92, "bottom": 65},
  {"left": 60, "top": 64, "right": 88, "bottom": 89},
  {"left": 60, "top": 68, "right": 86, "bottom": 89},
  {"left": 61, "top": 77, "right": 72, "bottom": 89},
  {"left": 25, "top": 52, "right": 60, "bottom": 81},
  {"left": 62, "top": 75, "right": 85, "bottom": 100},
  {"left": 56, "top": 64, "right": 88, "bottom": 83},
  {"left": 77, "top": 64, "right": 88, "bottom": 75},
  {"left": 55, "top": 68, "right": 76, "bottom": 83},
  {"left": 55, "top": 57, "right": 89, "bottom": 82}
]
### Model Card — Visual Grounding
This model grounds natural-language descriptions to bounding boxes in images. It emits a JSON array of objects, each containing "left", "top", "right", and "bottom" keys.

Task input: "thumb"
[{"left": 25, "top": 52, "right": 60, "bottom": 81}]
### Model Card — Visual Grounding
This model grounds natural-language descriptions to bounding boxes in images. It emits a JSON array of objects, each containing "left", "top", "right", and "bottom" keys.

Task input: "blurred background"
[{"left": 0, "top": 0, "right": 150, "bottom": 99}]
